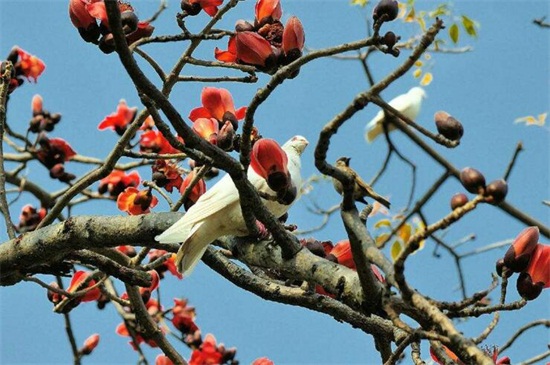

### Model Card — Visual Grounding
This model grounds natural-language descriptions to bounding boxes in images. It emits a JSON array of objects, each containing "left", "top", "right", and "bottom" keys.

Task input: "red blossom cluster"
[
  {"left": 430, "top": 345, "right": 510, "bottom": 365},
  {"left": 1, "top": 47, "right": 46, "bottom": 93},
  {"left": 189, "top": 87, "right": 249, "bottom": 152},
  {"left": 98, "top": 99, "right": 137, "bottom": 135},
  {"left": 496, "top": 226, "right": 550, "bottom": 300},
  {"left": 98, "top": 170, "right": 141, "bottom": 197},
  {"left": 188, "top": 334, "right": 237, "bottom": 365},
  {"left": 148, "top": 249, "right": 183, "bottom": 280},
  {"left": 215, "top": 0, "right": 305, "bottom": 74},
  {"left": 301, "top": 238, "right": 385, "bottom": 296},
  {"left": 47, "top": 271, "right": 102, "bottom": 313},
  {"left": 69, "top": 0, "right": 154, "bottom": 53},
  {"left": 36, "top": 134, "right": 77, "bottom": 183}
]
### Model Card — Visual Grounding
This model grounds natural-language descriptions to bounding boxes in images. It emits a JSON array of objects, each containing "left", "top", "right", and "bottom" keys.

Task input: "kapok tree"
[{"left": 1, "top": 0, "right": 548, "bottom": 364}]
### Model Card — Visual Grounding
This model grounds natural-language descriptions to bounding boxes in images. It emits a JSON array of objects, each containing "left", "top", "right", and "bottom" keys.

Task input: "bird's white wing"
[
  {"left": 155, "top": 173, "right": 239, "bottom": 243},
  {"left": 365, "top": 90, "right": 419, "bottom": 142}
]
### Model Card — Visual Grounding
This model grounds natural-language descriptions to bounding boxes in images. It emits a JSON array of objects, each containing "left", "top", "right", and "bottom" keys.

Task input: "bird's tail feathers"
[
  {"left": 365, "top": 122, "right": 382, "bottom": 143},
  {"left": 174, "top": 224, "right": 209, "bottom": 276},
  {"left": 155, "top": 219, "right": 193, "bottom": 243}
]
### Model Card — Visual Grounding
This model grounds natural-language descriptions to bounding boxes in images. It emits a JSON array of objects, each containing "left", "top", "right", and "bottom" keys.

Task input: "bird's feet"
[{"left": 255, "top": 220, "right": 270, "bottom": 240}]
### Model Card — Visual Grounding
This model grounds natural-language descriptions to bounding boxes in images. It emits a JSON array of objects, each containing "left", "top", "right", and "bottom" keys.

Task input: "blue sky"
[{"left": 1, "top": 0, "right": 548, "bottom": 364}]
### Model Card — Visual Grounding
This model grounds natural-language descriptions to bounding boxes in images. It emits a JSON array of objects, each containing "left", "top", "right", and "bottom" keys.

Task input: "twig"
[
  {"left": 502, "top": 141, "right": 523, "bottom": 181},
  {"left": 144, "top": 0, "right": 168, "bottom": 23},
  {"left": 0, "top": 62, "right": 17, "bottom": 239},
  {"left": 56, "top": 276, "right": 81, "bottom": 365},
  {"left": 176, "top": 75, "right": 257, "bottom": 83},
  {"left": 499, "top": 319, "right": 550, "bottom": 353}
]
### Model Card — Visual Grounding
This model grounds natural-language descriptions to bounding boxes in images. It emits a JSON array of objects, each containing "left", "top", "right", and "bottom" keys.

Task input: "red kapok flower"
[
  {"left": 214, "top": 36, "right": 237, "bottom": 63},
  {"left": 171, "top": 298, "right": 199, "bottom": 335},
  {"left": 140, "top": 116, "right": 155, "bottom": 130},
  {"left": 190, "top": 0, "right": 223, "bottom": 17},
  {"left": 250, "top": 138, "right": 289, "bottom": 192},
  {"left": 179, "top": 170, "right": 207, "bottom": 210},
  {"left": 235, "top": 31, "right": 274, "bottom": 67},
  {"left": 36, "top": 136, "right": 77, "bottom": 169},
  {"left": 282, "top": 16, "right": 305, "bottom": 55},
  {"left": 189, "top": 87, "right": 247, "bottom": 123},
  {"left": 155, "top": 355, "right": 174, "bottom": 365},
  {"left": 149, "top": 250, "right": 183, "bottom": 280},
  {"left": 189, "top": 334, "right": 224, "bottom": 365},
  {"left": 503, "top": 226, "right": 539, "bottom": 272},
  {"left": 430, "top": 345, "right": 464, "bottom": 365},
  {"left": 152, "top": 160, "right": 184, "bottom": 193},
  {"left": 15, "top": 47, "right": 46, "bottom": 82},
  {"left": 98, "top": 170, "right": 141, "bottom": 197},
  {"left": 67, "top": 271, "right": 101, "bottom": 302},
  {"left": 252, "top": 357, "right": 274, "bottom": 365},
  {"left": 85, "top": 1, "right": 108, "bottom": 26},
  {"left": 117, "top": 245, "right": 137, "bottom": 257},
  {"left": 192, "top": 118, "right": 219, "bottom": 145},
  {"left": 80, "top": 333, "right": 100, "bottom": 355},
  {"left": 117, "top": 187, "right": 159, "bottom": 215},
  {"left": 327, "top": 239, "right": 355, "bottom": 270},
  {"left": 517, "top": 243, "right": 550, "bottom": 300},
  {"left": 98, "top": 99, "right": 138, "bottom": 135},
  {"left": 69, "top": 0, "right": 97, "bottom": 29},
  {"left": 140, "top": 130, "right": 180, "bottom": 155},
  {"left": 125, "top": 21, "right": 155, "bottom": 45},
  {"left": 116, "top": 322, "right": 158, "bottom": 350},
  {"left": 255, "top": 0, "right": 282, "bottom": 23}
]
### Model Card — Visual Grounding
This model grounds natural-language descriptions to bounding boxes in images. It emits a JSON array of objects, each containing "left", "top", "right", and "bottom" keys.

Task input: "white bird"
[
  {"left": 364, "top": 86, "right": 427, "bottom": 142},
  {"left": 155, "top": 135, "right": 309, "bottom": 276}
]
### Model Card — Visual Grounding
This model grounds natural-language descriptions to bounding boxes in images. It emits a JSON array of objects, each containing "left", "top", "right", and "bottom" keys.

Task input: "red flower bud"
[
  {"left": 282, "top": 16, "right": 305, "bottom": 56},
  {"left": 31, "top": 94, "right": 43, "bottom": 115},
  {"left": 81, "top": 333, "right": 100, "bottom": 355}
]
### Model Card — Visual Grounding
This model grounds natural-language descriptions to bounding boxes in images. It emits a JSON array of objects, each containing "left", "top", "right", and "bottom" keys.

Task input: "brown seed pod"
[
  {"left": 460, "top": 167, "right": 486, "bottom": 194},
  {"left": 485, "top": 179, "right": 508, "bottom": 205}
]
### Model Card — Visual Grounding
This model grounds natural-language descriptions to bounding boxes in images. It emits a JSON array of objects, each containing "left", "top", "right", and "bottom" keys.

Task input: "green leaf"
[
  {"left": 350, "top": 0, "right": 368, "bottom": 7},
  {"left": 428, "top": 4, "right": 449, "bottom": 18},
  {"left": 462, "top": 15, "right": 477, "bottom": 37},
  {"left": 390, "top": 241, "right": 403, "bottom": 262},
  {"left": 449, "top": 23, "right": 459, "bottom": 44}
]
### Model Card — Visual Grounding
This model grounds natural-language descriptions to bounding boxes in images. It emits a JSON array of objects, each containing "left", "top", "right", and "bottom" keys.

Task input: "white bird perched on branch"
[
  {"left": 155, "top": 135, "right": 309, "bottom": 276},
  {"left": 364, "top": 86, "right": 427, "bottom": 143}
]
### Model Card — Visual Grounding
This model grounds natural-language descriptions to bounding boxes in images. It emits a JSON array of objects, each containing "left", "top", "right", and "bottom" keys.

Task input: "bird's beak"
[{"left": 344, "top": 157, "right": 351, "bottom": 164}]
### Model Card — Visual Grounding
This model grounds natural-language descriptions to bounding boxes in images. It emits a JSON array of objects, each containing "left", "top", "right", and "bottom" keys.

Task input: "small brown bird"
[{"left": 333, "top": 157, "right": 391, "bottom": 209}]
